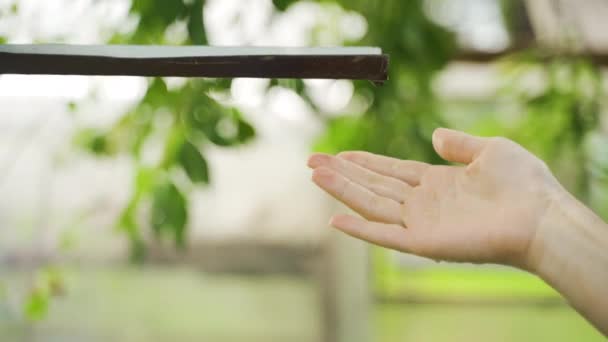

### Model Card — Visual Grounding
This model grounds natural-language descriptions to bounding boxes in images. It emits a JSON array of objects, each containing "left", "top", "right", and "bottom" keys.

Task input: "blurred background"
[{"left": 1, "top": 0, "right": 607, "bottom": 341}]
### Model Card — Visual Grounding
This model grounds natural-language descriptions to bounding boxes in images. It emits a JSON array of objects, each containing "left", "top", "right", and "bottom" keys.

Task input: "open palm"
[{"left": 308, "top": 128, "right": 562, "bottom": 268}]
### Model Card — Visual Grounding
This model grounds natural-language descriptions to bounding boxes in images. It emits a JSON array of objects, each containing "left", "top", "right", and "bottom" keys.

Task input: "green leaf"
[
  {"left": 178, "top": 141, "right": 209, "bottom": 184},
  {"left": 118, "top": 197, "right": 138, "bottom": 235},
  {"left": 205, "top": 78, "right": 233, "bottom": 91},
  {"left": 151, "top": 180, "right": 188, "bottom": 247},
  {"left": 72, "top": 128, "right": 111, "bottom": 155},
  {"left": 187, "top": 0, "right": 207, "bottom": 45},
  {"left": 271, "top": 79, "right": 305, "bottom": 93},
  {"left": 25, "top": 288, "right": 49, "bottom": 321},
  {"left": 143, "top": 77, "right": 170, "bottom": 107},
  {"left": 0, "top": 36, "right": 6, "bottom": 44},
  {"left": 66, "top": 101, "right": 77, "bottom": 112},
  {"left": 183, "top": 94, "right": 256, "bottom": 147},
  {"left": 161, "top": 127, "right": 187, "bottom": 169},
  {"left": 129, "top": 0, "right": 188, "bottom": 43},
  {"left": 24, "top": 267, "right": 66, "bottom": 321},
  {"left": 109, "top": 78, "right": 170, "bottom": 158},
  {"left": 117, "top": 167, "right": 159, "bottom": 260},
  {"left": 135, "top": 166, "right": 158, "bottom": 195},
  {"left": 237, "top": 118, "right": 255, "bottom": 143},
  {"left": 272, "top": 0, "right": 298, "bottom": 11}
]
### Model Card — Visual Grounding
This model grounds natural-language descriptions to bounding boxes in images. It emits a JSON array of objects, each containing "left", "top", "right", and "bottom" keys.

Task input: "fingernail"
[{"left": 432, "top": 128, "right": 443, "bottom": 151}]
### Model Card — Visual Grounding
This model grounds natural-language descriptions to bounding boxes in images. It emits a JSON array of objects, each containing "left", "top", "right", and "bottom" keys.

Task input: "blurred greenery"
[
  {"left": 23, "top": 267, "right": 65, "bottom": 322},
  {"left": 378, "top": 266, "right": 559, "bottom": 300},
  {"left": 71, "top": 2, "right": 254, "bottom": 256},
  {"left": 76, "top": 77, "right": 254, "bottom": 256},
  {"left": 474, "top": 52, "right": 603, "bottom": 196},
  {"left": 375, "top": 304, "right": 604, "bottom": 342},
  {"left": 1, "top": 268, "right": 321, "bottom": 342},
  {"left": 312, "top": 0, "right": 455, "bottom": 165},
  {"left": 1, "top": 268, "right": 603, "bottom": 341}
]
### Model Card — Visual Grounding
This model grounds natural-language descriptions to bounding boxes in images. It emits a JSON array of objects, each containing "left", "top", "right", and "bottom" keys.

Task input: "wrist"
[
  {"left": 523, "top": 185, "right": 608, "bottom": 335},
  {"left": 524, "top": 185, "right": 607, "bottom": 278},
  {"left": 523, "top": 185, "right": 573, "bottom": 274}
]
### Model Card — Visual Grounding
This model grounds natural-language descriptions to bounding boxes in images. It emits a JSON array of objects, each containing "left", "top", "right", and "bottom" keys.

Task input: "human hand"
[{"left": 308, "top": 128, "right": 565, "bottom": 269}]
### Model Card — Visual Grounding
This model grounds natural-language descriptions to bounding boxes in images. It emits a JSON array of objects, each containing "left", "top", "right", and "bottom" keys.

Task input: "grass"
[
  {"left": 1, "top": 266, "right": 320, "bottom": 342},
  {"left": 376, "top": 266, "right": 560, "bottom": 299},
  {"left": 1, "top": 266, "right": 604, "bottom": 341},
  {"left": 374, "top": 303, "right": 604, "bottom": 342}
]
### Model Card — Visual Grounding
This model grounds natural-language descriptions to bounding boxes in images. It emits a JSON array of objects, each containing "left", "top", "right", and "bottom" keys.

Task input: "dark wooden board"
[{"left": 0, "top": 45, "right": 389, "bottom": 83}]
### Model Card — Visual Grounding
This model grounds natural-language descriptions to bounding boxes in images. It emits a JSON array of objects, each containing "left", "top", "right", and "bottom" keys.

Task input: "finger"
[
  {"left": 432, "top": 128, "right": 487, "bottom": 164},
  {"left": 329, "top": 214, "right": 415, "bottom": 253},
  {"left": 308, "top": 153, "right": 412, "bottom": 202},
  {"left": 337, "top": 151, "right": 429, "bottom": 186},
  {"left": 312, "top": 167, "right": 402, "bottom": 224}
]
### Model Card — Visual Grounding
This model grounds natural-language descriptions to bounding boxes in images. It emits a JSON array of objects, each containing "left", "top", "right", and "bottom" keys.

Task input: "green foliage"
[
  {"left": 75, "top": 0, "right": 255, "bottom": 254},
  {"left": 312, "top": 0, "right": 456, "bottom": 163},
  {"left": 110, "top": 0, "right": 208, "bottom": 45},
  {"left": 78, "top": 77, "right": 255, "bottom": 253},
  {"left": 471, "top": 51, "right": 603, "bottom": 197},
  {"left": 73, "top": 128, "right": 112, "bottom": 155},
  {"left": 129, "top": 0, "right": 188, "bottom": 43},
  {"left": 272, "top": 0, "right": 299, "bottom": 11},
  {"left": 498, "top": 0, "right": 532, "bottom": 42},
  {"left": 118, "top": 167, "right": 155, "bottom": 260},
  {"left": 66, "top": 101, "right": 78, "bottom": 112},
  {"left": 182, "top": 91, "right": 255, "bottom": 146},
  {"left": 24, "top": 267, "right": 65, "bottom": 321},
  {"left": 151, "top": 179, "right": 188, "bottom": 247},
  {"left": 178, "top": 140, "right": 210, "bottom": 184},
  {"left": 187, "top": 0, "right": 207, "bottom": 45},
  {"left": 24, "top": 289, "right": 49, "bottom": 321}
]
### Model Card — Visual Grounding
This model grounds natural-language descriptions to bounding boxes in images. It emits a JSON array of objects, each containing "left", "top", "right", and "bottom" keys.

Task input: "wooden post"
[{"left": 319, "top": 229, "right": 371, "bottom": 342}]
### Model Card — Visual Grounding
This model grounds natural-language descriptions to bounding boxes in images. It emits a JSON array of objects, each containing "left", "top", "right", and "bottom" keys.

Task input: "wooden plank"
[
  {"left": 376, "top": 294, "right": 566, "bottom": 308},
  {"left": 0, "top": 44, "right": 389, "bottom": 83},
  {"left": 319, "top": 230, "right": 371, "bottom": 342},
  {"left": 456, "top": 48, "right": 608, "bottom": 66}
]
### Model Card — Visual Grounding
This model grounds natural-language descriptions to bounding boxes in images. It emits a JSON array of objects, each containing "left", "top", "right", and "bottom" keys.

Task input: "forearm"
[{"left": 528, "top": 189, "right": 608, "bottom": 336}]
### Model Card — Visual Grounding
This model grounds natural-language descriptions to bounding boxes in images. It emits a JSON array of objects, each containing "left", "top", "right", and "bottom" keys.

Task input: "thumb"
[{"left": 432, "top": 128, "right": 487, "bottom": 164}]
